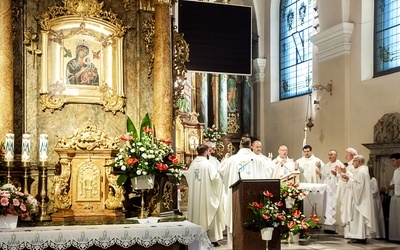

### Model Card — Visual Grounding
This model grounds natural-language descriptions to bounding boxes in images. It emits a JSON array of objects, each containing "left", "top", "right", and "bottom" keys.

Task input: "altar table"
[
  {"left": 0, "top": 220, "right": 212, "bottom": 250},
  {"left": 298, "top": 183, "right": 336, "bottom": 225}
]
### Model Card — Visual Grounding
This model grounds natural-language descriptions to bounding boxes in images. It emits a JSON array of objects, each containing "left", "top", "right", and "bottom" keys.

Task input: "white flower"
[
  {"left": 139, "top": 147, "right": 146, "bottom": 152},
  {"left": 121, "top": 165, "right": 126, "bottom": 171},
  {"left": 136, "top": 170, "right": 142, "bottom": 175},
  {"left": 142, "top": 171, "right": 147, "bottom": 175}
]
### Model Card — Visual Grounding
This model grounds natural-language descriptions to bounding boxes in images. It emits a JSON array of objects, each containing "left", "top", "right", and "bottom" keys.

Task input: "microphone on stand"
[{"left": 238, "top": 159, "right": 254, "bottom": 180}]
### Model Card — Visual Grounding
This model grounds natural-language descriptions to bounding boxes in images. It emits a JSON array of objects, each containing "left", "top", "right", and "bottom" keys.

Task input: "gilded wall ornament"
[
  {"left": 38, "top": 0, "right": 129, "bottom": 113},
  {"left": 227, "top": 113, "right": 240, "bottom": 134}
]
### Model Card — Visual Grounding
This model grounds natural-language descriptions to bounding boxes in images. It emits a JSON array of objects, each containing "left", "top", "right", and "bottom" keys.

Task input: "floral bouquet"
[
  {"left": 244, "top": 190, "right": 286, "bottom": 229},
  {"left": 203, "top": 124, "right": 221, "bottom": 142},
  {"left": 281, "top": 204, "right": 324, "bottom": 238},
  {"left": 280, "top": 182, "right": 307, "bottom": 200},
  {"left": 0, "top": 184, "right": 37, "bottom": 219},
  {"left": 112, "top": 113, "right": 185, "bottom": 187}
]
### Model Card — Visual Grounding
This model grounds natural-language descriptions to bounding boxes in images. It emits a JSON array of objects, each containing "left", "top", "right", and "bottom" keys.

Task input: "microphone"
[{"left": 238, "top": 159, "right": 254, "bottom": 180}]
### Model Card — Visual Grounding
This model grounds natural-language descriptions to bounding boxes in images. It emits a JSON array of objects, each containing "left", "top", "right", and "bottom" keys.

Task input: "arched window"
[
  {"left": 374, "top": 0, "right": 400, "bottom": 76},
  {"left": 279, "top": 0, "right": 314, "bottom": 100}
]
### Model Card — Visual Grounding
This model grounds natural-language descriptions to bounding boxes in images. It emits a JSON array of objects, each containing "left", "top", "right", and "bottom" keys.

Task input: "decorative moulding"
[{"left": 310, "top": 22, "right": 354, "bottom": 62}]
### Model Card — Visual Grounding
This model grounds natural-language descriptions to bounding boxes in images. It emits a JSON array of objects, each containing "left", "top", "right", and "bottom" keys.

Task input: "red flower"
[
  {"left": 120, "top": 134, "right": 134, "bottom": 141},
  {"left": 156, "top": 163, "right": 168, "bottom": 171},
  {"left": 287, "top": 220, "right": 296, "bottom": 229},
  {"left": 262, "top": 214, "right": 271, "bottom": 220},
  {"left": 143, "top": 127, "right": 153, "bottom": 133},
  {"left": 252, "top": 202, "right": 263, "bottom": 209},
  {"left": 126, "top": 157, "right": 138, "bottom": 165},
  {"left": 160, "top": 138, "right": 173, "bottom": 144},
  {"left": 168, "top": 155, "right": 179, "bottom": 164},
  {"left": 300, "top": 220, "right": 308, "bottom": 230},
  {"left": 310, "top": 214, "right": 321, "bottom": 223},
  {"left": 275, "top": 200, "right": 283, "bottom": 207},
  {"left": 292, "top": 209, "right": 301, "bottom": 219},
  {"left": 277, "top": 213, "right": 285, "bottom": 221},
  {"left": 263, "top": 191, "right": 274, "bottom": 198}
]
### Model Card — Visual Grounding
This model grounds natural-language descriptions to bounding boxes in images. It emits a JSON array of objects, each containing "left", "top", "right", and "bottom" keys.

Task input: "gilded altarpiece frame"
[{"left": 38, "top": 0, "right": 128, "bottom": 113}]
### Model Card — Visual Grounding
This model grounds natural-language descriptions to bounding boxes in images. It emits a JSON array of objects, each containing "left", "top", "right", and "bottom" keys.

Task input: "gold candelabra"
[
  {"left": 5, "top": 161, "right": 14, "bottom": 184},
  {"left": 38, "top": 161, "right": 51, "bottom": 221}
]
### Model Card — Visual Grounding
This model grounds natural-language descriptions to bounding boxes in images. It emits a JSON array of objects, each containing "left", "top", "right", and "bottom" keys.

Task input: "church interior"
[{"left": 0, "top": 0, "right": 400, "bottom": 249}]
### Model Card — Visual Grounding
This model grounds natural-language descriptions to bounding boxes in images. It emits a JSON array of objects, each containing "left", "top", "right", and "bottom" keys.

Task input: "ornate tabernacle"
[{"left": 49, "top": 120, "right": 123, "bottom": 222}]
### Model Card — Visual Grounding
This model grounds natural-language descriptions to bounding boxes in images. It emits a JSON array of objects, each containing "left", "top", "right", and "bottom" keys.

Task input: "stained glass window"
[
  {"left": 279, "top": 0, "right": 314, "bottom": 100},
  {"left": 374, "top": 0, "right": 400, "bottom": 76}
]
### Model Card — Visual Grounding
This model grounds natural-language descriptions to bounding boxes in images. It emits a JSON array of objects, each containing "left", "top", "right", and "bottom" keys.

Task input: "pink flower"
[
  {"left": 1, "top": 197, "right": 9, "bottom": 206},
  {"left": 15, "top": 191, "right": 24, "bottom": 197},
  {"left": 20, "top": 203, "right": 27, "bottom": 212},
  {"left": 12, "top": 198, "right": 20, "bottom": 206}
]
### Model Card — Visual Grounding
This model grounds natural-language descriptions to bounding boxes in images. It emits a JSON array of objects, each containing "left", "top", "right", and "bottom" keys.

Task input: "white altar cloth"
[
  {"left": 299, "top": 183, "right": 336, "bottom": 225},
  {"left": 0, "top": 220, "right": 212, "bottom": 250}
]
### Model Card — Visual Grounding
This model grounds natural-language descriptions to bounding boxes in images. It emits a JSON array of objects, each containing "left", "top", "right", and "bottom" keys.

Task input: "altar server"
[
  {"left": 388, "top": 153, "right": 400, "bottom": 241},
  {"left": 341, "top": 155, "right": 374, "bottom": 244},
  {"left": 218, "top": 137, "right": 272, "bottom": 243},
  {"left": 186, "top": 144, "right": 225, "bottom": 246}
]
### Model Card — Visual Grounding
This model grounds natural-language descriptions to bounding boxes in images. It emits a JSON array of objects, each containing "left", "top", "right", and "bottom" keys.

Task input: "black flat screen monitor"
[{"left": 177, "top": 0, "right": 252, "bottom": 75}]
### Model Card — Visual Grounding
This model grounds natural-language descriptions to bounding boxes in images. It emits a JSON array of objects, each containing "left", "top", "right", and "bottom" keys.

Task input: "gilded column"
[
  {"left": 153, "top": 0, "right": 173, "bottom": 140},
  {"left": 0, "top": 0, "right": 14, "bottom": 135},
  {"left": 199, "top": 73, "right": 208, "bottom": 126},
  {"left": 218, "top": 74, "right": 228, "bottom": 133}
]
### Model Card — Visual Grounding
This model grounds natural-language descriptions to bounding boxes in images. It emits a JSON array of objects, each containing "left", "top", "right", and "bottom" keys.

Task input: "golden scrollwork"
[
  {"left": 50, "top": 158, "right": 72, "bottom": 210},
  {"left": 214, "top": 141, "right": 225, "bottom": 159},
  {"left": 162, "top": 180, "right": 174, "bottom": 210},
  {"left": 172, "top": 28, "right": 189, "bottom": 115},
  {"left": 56, "top": 119, "right": 119, "bottom": 150},
  {"left": 143, "top": 17, "right": 155, "bottom": 79},
  {"left": 23, "top": 27, "right": 42, "bottom": 68},
  {"left": 77, "top": 159, "right": 100, "bottom": 201},
  {"left": 104, "top": 165, "right": 123, "bottom": 210},
  {"left": 38, "top": 0, "right": 129, "bottom": 36},
  {"left": 228, "top": 113, "right": 240, "bottom": 134},
  {"left": 99, "top": 84, "right": 126, "bottom": 114},
  {"left": 226, "top": 142, "right": 235, "bottom": 155},
  {"left": 40, "top": 93, "right": 67, "bottom": 113}
]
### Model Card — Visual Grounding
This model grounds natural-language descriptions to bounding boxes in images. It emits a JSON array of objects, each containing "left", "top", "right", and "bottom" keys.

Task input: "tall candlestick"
[
  {"left": 39, "top": 134, "right": 48, "bottom": 162},
  {"left": 5, "top": 133, "right": 14, "bottom": 162},
  {"left": 21, "top": 133, "right": 31, "bottom": 162}
]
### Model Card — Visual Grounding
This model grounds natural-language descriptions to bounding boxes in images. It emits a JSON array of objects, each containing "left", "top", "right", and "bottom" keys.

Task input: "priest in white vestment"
[
  {"left": 295, "top": 144, "right": 324, "bottom": 183},
  {"left": 370, "top": 170, "right": 385, "bottom": 239},
  {"left": 388, "top": 153, "right": 400, "bottom": 241},
  {"left": 335, "top": 148, "right": 357, "bottom": 233},
  {"left": 251, "top": 140, "right": 274, "bottom": 177},
  {"left": 341, "top": 155, "right": 374, "bottom": 244},
  {"left": 218, "top": 137, "right": 273, "bottom": 238},
  {"left": 186, "top": 144, "right": 225, "bottom": 244},
  {"left": 318, "top": 149, "right": 344, "bottom": 232},
  {"left": 272, "top": 145, "right": 296, "bottom": 179}
]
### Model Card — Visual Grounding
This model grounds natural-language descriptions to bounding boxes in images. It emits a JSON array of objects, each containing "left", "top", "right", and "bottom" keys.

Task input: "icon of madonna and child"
[{"left": 66, "top": 44, "right": 100, "bottom": 86}]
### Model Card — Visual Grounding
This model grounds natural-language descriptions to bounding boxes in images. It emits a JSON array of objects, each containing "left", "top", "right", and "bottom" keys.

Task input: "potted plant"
[
  {"left": 0, "top": 184, "right": 37, "bottom": 229},
  {"left": 112, "top": 113, "right": 185, "bottom": 187},
  {"left": 281, "top": 204, "right": 324, "bottom": 242},
  {"left": 280, "top": 182, "right": 307, "bottom": 208},
  {"left": 203, "top": 124, "right": 221, "bottom": 143},
  {"left": 244, "top": 190, "right": 286, "bottom": 241}
]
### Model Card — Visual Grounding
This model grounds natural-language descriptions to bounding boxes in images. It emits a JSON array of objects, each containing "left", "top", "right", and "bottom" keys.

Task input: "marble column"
[
  {"left": 218, "top": 74, "right": 228, "bottom": 133},
  {"left": 242, "top": 76, "right": 251, "bottom": 136},
  {"left": 153, "top": 0, "right": 172, "bottom": 140},
  {"left": 199, "top": 73, "right": 208, "bottom": 126},
  {"left": 0, "top": 0, "right": 14, "bottom": 135}
]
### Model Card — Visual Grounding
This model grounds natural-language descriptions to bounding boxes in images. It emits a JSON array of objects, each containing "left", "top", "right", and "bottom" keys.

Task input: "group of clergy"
[{"left": 184, "top": 137, "right": 400, "bottom": 247}]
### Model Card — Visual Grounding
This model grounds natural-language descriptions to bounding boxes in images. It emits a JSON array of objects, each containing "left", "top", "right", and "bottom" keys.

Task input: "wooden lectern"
[{"left": 231, "top": 179, "right": 281, "bottom": 250}]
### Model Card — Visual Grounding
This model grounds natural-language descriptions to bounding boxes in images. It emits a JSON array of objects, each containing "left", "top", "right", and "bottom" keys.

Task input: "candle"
[
  {"left": 39, "top": 134, "right": 48, "bottom": 162},
  {"left": 4, "top": 133, "right": 14, "bottom": 162},
  {"left": 21, "top": 133, "right": 31, "bottom": 162}
]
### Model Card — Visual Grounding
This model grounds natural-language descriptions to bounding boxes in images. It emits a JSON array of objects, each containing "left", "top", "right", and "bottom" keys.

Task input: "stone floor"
[{"left": 215, "top": 232, "right": 400, "bottom": 250}]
